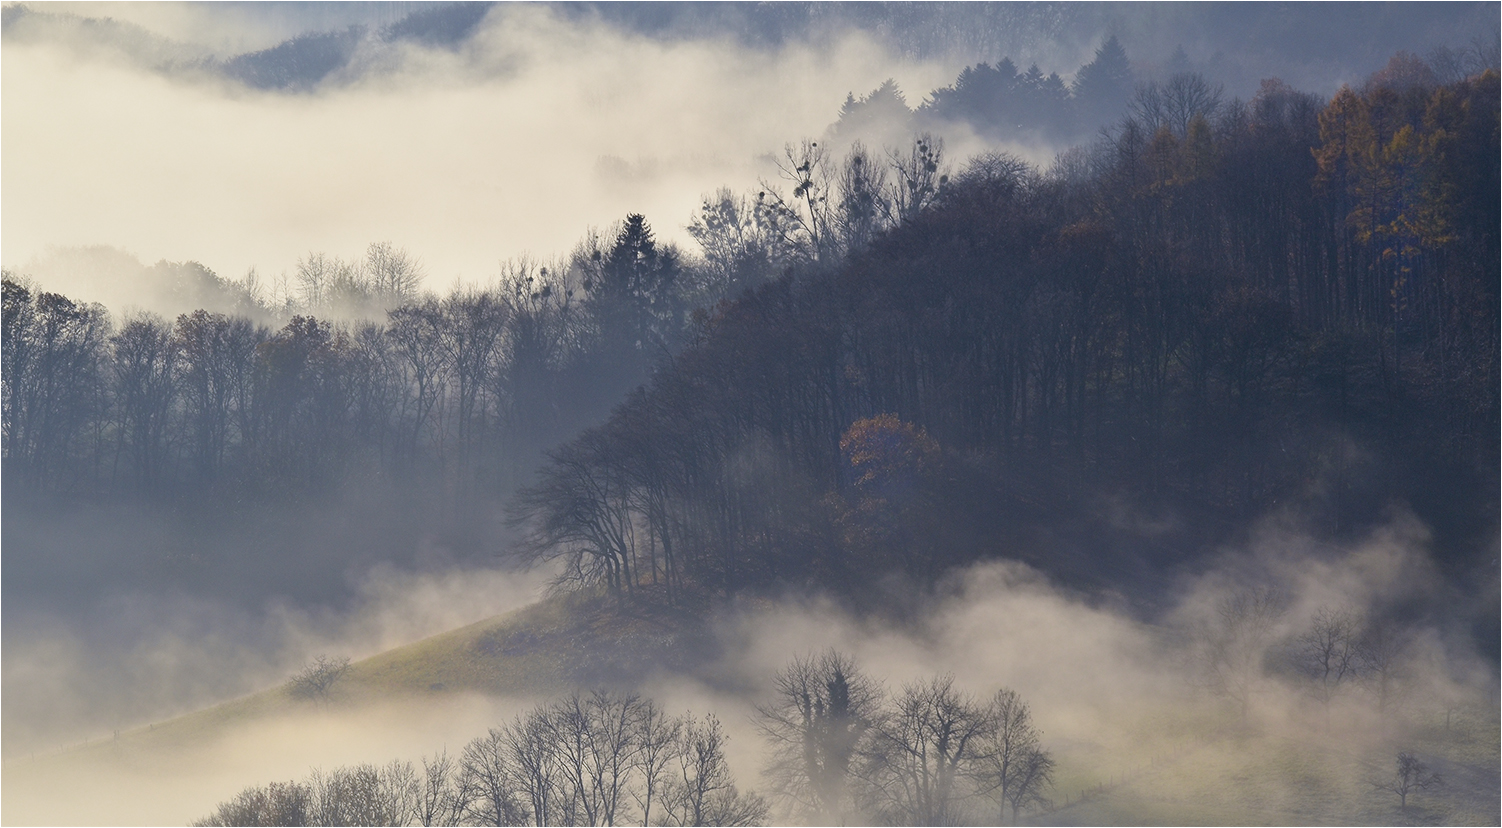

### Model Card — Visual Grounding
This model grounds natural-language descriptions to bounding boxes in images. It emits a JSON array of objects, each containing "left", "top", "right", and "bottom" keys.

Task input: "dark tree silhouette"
[
  {"left": 755, "top": 650, "right": 883, "bottom": 823},
  {"left": 1372, "top": 751, "right": 1441, "bottom": 810}
]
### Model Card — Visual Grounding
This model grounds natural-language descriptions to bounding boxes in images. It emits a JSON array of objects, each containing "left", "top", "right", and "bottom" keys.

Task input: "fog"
[
  {"left": 2, "top": 3, "right": 967, "bottom": 295},
  {"left": 4, "top": 511, "right": 1494, "bottom": 825},
  {"left": 39, "top": 1, "right": 427, "bottom": 54},
  {"left": 3, "top": 562, "right": 552, "bottom": 759},
  {"left": 7, "top": 3, "right": 1493, "bottom": 310}
]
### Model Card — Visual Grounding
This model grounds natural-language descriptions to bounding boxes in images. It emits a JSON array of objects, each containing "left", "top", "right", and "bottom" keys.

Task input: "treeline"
[
  {"left": 0, "top": 126, "right": 1000, "bottom": 507},
  {"left": 835, "top": 35, "right": 1133, "bottom": 146},
  {"left": 1, "top": 224, "right": 703, "bottom": 502},
  {"left": 510, "top": 63, "right": 1499, "bottom": 603},
  {"left": 196, "top": 692, "right": 766, "bottom": 828},
  {"left": 197, "top": 653, "right": 1056, "bottom": 826},
  {"left": 835, "top": 37, "right": 1499, "bottom": 151}
]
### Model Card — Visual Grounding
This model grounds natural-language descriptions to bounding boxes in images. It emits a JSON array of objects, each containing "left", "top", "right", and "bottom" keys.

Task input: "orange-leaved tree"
[{"left": 830, "top": 414, "right": 945, "bottom": 583}]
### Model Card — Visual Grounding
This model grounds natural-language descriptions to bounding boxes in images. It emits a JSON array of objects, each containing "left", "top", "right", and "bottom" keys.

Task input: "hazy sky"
[{"left": 2, "top": 3, "right": 970, "bottom": 294}]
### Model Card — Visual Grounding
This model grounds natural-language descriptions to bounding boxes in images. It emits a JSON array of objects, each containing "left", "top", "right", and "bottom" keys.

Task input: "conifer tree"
[{"left": 1072, "top": 35, "right": 1134, "bottom": 128}]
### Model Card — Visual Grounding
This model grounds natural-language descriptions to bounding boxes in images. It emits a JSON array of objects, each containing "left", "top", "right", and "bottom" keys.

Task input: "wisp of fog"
[
  {"left": 3, "top": 3, "right": 967, "bottom": 294},
  {"left": 4, "top": 511, "right": 1494, "bottom": 825}
]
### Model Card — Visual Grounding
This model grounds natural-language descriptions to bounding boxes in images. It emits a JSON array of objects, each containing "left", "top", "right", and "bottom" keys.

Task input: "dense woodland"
[
  {"left": 519, "top": 58, "right": 1500, "bottom": 607},
  {"left": 4, "top": 56, "right": 1498, "bottom": 616}
]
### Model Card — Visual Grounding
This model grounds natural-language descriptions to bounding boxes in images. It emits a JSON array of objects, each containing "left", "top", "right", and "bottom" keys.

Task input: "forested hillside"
[
  {"left": 511, "top": 64, "right": 1500, "bottom": 612},
  {"left": 3, "top": 60, "right": 1497, "bottom": 623}
]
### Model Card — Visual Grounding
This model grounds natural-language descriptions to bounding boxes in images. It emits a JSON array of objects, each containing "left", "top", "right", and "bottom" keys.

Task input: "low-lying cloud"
[
  {"left": 2, "top": 4, "right": 967, "bottom": 300},
  {"left": 2, "top": 563, "right": 552, "bottom": 760},
  {"left": 5, "top": 511, "right": 1495, "bottom": 825}
]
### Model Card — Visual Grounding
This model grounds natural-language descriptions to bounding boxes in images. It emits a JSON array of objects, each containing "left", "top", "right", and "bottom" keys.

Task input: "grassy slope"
[{"left": 27, "top": 588, "right": 704, "bottom": 761}]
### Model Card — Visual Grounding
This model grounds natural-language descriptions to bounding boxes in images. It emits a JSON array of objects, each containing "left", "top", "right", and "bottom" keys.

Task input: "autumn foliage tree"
[{"left": 829, "top": 415, "right": 947, "bottom": 582}]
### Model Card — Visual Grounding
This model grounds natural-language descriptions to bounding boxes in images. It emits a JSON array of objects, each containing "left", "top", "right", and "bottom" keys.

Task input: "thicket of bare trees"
[
  {"left": 755, "top": 650, "right": 883, "bottom": 822},
  {"left": 1187, "top": 587, "right": 1437, "bottom": 725},
  {"left": 195, "top": 690, "right": 767, "bottom": 828},
  {"left": 755, "top": 651, "right": 1055, "bottom": 826},
  {"left": 198, "top": 655, "right": 1060, "bottom": 827},
  {"left": 0, "top": 223, "right": 684, "bottom": 502}
]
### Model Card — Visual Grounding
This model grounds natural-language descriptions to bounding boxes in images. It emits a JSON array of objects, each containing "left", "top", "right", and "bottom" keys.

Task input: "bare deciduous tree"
[
  {"left": 1356, "top": 618, "right": 1412, "bottom": 713},
  {"left": 834, "top": 142, "right": 891, "bottom": 254},
  {"left": 287, "top": 655, "right": 351, "bottom": 706},
  {"left": 887, "top": 134, "right": 949, "bottom": 224},
  {"left": 417, "top": 750, "right": 467, "bottom": 828},
  {"left": 861, "top": 674, "right": 988, "bottom": 826},
  {"left": 659, "top": 714, "right": 769, "bottom": 827},
  {"left": 1371, "top": 751, "right": 1441, "bottom": 810},
  {"left": 377, "top": 760, "right": 420, "bottom": 827},
  {"left": 502, "top": 706, "right": 566, "bottom": 827},
  {"left": 760, "top": 139, "right": 834, "bottom": 263},
  {"left": 436, "top": 289, "right": 508, "bottom": 464},
  {"left": 755, "top": 650, "right": 883, "bottom": 823},
  {"left": 1198, "top": 587, "right": 1285, "bottom": 721},
  {"left": 1129, "top": 72, "right": 1225, "bottom": 138},
  {"left": 976, "top": 688, "right": 1054, "bottom": 824},
  {"left": 110, "top": 313, "right": 177, "bottom": 484},
  {"left": 460, "top": 728, "right": 530, "bottom": 826},
  {"left": 631, "top": 698, "right": 683, "bottom": 827},
  {"left": 1293, "top": 606, "right": 1361, "bottom": 717},
  {"left": 686, "top": 188, "right": 788, "bottom": 301},
  {"left": 540, "top": 690, "right": 647, "bottom": 827},
  {"left": 363, "top": 241, "right": 425, "bottom": 303},
  {"left": 386, "top": 297, "right": 451, "bottom": 464}
]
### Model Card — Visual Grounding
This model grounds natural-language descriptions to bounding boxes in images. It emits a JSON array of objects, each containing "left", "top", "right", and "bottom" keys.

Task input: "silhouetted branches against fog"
[
  {"left": 195, "top": 689, "right": 768, "bottom": 827},
  {"left": 1371, "top": 750, "right": 1443, "bottom": 811},
  {"left": 198, "top": 652, "right": 1070, "bottom": 827},
  {"left": 754, "top": 650, "right": 883, "bottom": 822}
]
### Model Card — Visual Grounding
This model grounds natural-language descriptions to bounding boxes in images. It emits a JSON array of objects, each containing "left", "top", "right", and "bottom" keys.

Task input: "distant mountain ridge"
[
  {"left": 4, "top": 2, "right": 1494, "bottom": 96},
  {"left": 218, "top": 2, "right": 495, "bottom": 90},
  {"left": 1, "top": 1, "right": 496, "bottom": 90}
]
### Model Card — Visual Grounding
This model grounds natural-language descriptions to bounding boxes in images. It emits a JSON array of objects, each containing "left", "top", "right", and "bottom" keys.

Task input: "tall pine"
[{"left": 1072, "top": 35, "right": 1133, "bottom": 130}]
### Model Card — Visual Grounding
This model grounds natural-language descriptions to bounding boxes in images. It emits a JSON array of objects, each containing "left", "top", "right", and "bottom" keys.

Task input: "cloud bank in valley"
[
  {"left": 6, "top": 2, "right": 1492, "bottom": 308},
  {"left": 2, "top": 3, "right": 967, "bottom": 299},
  {"left": 7, "top": 512, "right": 1492, "bottom": 825}
]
